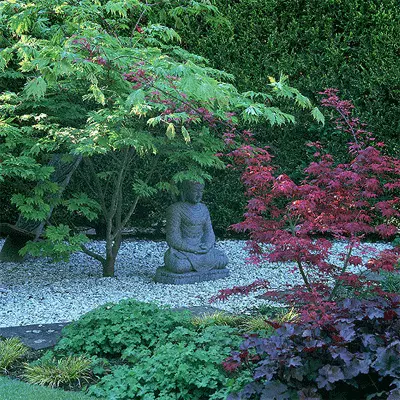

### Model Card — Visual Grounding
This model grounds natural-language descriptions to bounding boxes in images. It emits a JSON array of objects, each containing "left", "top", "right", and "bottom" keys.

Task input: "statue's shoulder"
[
  {"left": 167, "top": 202, "right": 185, "bottom": 213},
  {"left": 198, "top": 202, "right": 209, "bottom": 210}
]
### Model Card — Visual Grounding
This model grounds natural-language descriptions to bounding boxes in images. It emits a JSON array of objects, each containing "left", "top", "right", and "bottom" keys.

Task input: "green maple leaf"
[{"left": 24, "top": 77, "right": 47, "bottom": 99}]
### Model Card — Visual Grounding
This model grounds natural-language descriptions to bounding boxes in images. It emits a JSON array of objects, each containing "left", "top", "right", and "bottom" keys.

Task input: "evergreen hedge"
[
  {"left": 181, "top": 0, "right": 399, "bottom": 144},
  {"left": 175, "top": 0, "right": 400, "bottom": 232}
]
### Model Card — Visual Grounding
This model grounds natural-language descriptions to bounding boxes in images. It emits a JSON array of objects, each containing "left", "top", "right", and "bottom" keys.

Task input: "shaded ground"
[{"left": 0, "top": 322, "right": 69, "bottom": 350}]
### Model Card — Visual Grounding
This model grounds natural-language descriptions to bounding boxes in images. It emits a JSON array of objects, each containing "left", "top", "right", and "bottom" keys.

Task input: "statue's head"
[{"left": 179, "top": 180, "right": 204, "bottom": 204}]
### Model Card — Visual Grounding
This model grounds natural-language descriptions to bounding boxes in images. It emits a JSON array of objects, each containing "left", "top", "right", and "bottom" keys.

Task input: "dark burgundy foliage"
[
  {"left": 225, "top": 296, "right": 400, "bottom": 399},
  {"left": 212, "top": 90, "right": 400, "bottom": 316},
  {"left": 218, "top": 90, "right": 400, "bottom": 399}
]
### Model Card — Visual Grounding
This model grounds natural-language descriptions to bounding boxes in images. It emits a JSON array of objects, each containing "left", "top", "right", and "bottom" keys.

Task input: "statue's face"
[{"left": 183, "top": 182, "right": 204, "bottom": 204}]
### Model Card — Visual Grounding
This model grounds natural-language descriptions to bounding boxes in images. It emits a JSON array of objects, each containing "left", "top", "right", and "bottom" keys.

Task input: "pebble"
[{"left": 0, "top": 238, "right": 393, "bottom": 327}]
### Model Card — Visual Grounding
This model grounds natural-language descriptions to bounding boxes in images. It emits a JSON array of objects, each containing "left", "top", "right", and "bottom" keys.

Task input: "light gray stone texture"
[{"left": 155, "top": 181, "right": 229, "bottom": 284}]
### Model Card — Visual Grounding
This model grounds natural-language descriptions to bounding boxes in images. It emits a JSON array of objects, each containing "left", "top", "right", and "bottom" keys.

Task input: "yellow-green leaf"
[
  {"left": 181, "top": 125, "right": 190, "bottom": 143},
  {"left": 166, "top": 123, "right": 175, "bottom": 139}
]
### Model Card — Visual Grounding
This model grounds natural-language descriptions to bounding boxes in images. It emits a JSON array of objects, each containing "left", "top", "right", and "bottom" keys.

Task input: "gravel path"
[{"left": 0, "top": 239, "right": 393, "bottom": 327}]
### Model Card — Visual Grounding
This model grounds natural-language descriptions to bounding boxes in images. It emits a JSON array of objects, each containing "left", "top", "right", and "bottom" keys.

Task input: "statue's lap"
[{"left": 165, "top": 247, "right": 228, "bottom": 273}]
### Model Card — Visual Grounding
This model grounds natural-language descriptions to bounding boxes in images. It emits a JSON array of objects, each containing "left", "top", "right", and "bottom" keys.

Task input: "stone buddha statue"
[{"left": 155, "top": 180, "right": 229, "bottom": 284}]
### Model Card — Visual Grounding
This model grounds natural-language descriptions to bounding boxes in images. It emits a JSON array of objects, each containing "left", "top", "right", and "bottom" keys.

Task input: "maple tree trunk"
[{"left": 102, "top": 254, "right": 116, "bottom": 277}]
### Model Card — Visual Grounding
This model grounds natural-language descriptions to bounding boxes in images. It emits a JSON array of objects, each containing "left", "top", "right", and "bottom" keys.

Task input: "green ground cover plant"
[
  {"left": 28, "top": 300, "right": 289, "bottom": 399},
  {"left": 55, "top": 300, "right": 194, "bottom": 358},
  {"left": 88, "top": 325, "right": 251, "bottom": 400}
]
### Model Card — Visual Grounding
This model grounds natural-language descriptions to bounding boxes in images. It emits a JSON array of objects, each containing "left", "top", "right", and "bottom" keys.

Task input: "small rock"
[{"left": 32, "top": 330, "right": 41, "bottom": 333}]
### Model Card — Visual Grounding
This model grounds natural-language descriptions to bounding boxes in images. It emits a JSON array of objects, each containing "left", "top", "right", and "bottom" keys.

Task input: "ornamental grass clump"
[
  {"left": 24, "top": 355, "right": 92, "bottom": 389},
  {"left": 191, "top": 311, "right": 243, "bottom": 328},
  {"left": 191, "top": 308, "right": 297, "bottom": 335},
  {"left": 240, "top": 307, "right": 298, "bottom": 334},
  {"left": 0, "top": 337, "right": 28, "bottom": 373},
  {"left": 380, "top": 271, "right": 400, "bottom": 294}
]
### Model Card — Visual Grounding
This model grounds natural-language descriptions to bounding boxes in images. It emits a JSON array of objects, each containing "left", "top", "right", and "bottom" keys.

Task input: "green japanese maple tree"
[{"left": 0, "top": 0, "right": 323, "bottom": 276}]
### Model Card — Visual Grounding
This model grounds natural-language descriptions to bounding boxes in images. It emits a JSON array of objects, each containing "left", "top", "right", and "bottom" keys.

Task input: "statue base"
[{"left": 154, "top": 267, "right": 229, "bottom": 284}]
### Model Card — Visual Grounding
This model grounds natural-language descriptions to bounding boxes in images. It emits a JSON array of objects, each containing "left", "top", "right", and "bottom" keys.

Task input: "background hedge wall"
[
  {"left": 181, "top": 0, "right": 399, "bottom": 142},
  {"left": 2, "top": 0, "right": 399, "bottom": 237},
  {"left": 176, "top": 0, "right": 400, "bottom": 234}
]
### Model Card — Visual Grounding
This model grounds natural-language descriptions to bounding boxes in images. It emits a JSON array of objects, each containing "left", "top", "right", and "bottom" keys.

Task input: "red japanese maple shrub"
[{"left": 212, "top": 90, "right": 400, "bottom": 318}]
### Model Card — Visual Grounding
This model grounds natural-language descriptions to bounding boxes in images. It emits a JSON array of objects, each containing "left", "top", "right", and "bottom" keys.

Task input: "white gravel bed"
[{"left": 0, "top": 239, "right": 393, "bottom": 327}]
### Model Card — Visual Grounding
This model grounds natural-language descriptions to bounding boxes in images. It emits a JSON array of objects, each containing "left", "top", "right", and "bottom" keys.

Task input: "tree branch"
[
  {"left": 297, "top": 259, "right": 312, "bottom": 292},
  {"left": 112, "top": 152, "right": 160, "bottom": 240},
  {"left": 329, "top": 244, "right": 353, "bottom": 301},
  {"left": 108, "top": 148, "right": 131, "bottom": 224},
  {"left": 80, "top": 243, "right": 106, "bottom": 264},
  {"left": 84, "top": 158, "right": 108, "bottom": 216},
  {"left": 130, "top": 0, "right": 149, "bottom": 47}
]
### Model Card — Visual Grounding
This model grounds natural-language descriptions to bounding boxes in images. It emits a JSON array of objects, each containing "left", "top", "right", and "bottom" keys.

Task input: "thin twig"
[
  {"left": 329, "top": 244, "right": 353, "bottom": 301},
  {"left": 130, "top": 0, "right": 149, "bottom": 47},
  {"left": 112, "top": 152, "right": 160, "bottom": 239}
]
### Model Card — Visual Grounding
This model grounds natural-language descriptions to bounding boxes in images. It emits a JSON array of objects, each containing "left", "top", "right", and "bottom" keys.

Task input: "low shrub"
[
  {"left": 51, "top": 300, "right": 311, "bottom": 399},
  {"left": 24, "top": 355, "right": 92, "bottom": 389},
  {"left": 50, "top": 301, "right": 272, "bottom": 399},
  {"left": 0, "top": 337, "right": 28, "bottom": 373},
  {"left": 89, "top": 325, "right": 251, "bottom": 400},
  {"left": 225, "top": 296, "right": 400, "bottom": 400},
  {"left": 55, "top": 299, "right": 193, "bottom": 358}
]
